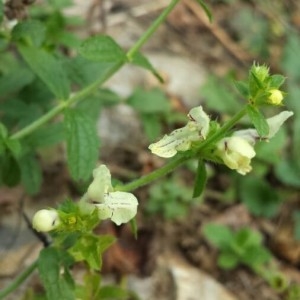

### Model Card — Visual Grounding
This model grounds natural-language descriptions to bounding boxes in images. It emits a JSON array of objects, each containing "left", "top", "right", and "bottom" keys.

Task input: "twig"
[{"left": 183, "top": 0, "right": 252, "bottom": 67}]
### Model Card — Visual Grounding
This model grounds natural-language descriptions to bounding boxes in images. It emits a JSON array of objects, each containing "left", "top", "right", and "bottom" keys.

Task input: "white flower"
[
  {"left": 216, "top": 110, "right": 293, "bottom": 175},
  {"left": 32, "top": 209, "right": 61, "bottom": 232},
  {"left": 216, "top": 136, "right": 256, "bottom": 175},
  {"left": 84, "top": 165, "right": 138, "bottom": 225},
  {"left": 148, "top": 106, "right": 210, "bottom": 158}
]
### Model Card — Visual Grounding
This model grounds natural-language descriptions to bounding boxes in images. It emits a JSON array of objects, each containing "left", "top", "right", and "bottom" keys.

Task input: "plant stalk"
[
  {"left": 0, "top": 260, "right": 38, "bottom": 299},
  {"left": 116, "top": 155, "right": 189, "bottom": 192}
]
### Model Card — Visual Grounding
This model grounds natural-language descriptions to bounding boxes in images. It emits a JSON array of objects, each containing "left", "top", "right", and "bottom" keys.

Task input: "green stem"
[
  {"left": 0, "top": 260, "right": 38, "bottom": 300},
  {"left": 117, "top": 106, "right": 248, "bottom": 192},
  {"left": 127, "top": 0, "right": 180, "bottom": 60},
  {"left": 117, "top": 155, "right": 188, "bottom": 192},
  {"left": 10, "top": 0, "right": 180, "bottom": 140}
]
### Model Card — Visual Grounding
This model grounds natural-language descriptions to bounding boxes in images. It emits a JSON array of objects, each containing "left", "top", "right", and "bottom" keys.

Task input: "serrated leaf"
[
  {"left": 192, "top": 160, "right": 207, "bottom": 198},
  {"left": 38, "top": 247, "right": 74, "bottom": 300},
  {"left": 79, "top": 36, "right": 126, "bottom": 63},
  {"left": 19, "top": 153, "right": 42, "bottom": 195},
  {"left": 0, "top": 67, "right": 35, "bottom": 95},
  {"left": 12, "top": 20, "right": 46, "bottom": 47},
  {"left": 18, "top": 45, "right": 70, "bottom": 99},
  {"left": 64, "top": 56, "right": 113, "bottom": 88},
  {"left": 195, "top": 0, "right": 212, "bottom": 22},
  {"left": 64, "top": 110, "right": 99, "bottom": 181},
  {"left": 26, "top": 122, "right": 65, "bottom": 148},
  {"left": 127, "top": 87, "right": 170, "bottom": 113},
  {"left": 246, "top": 105, "right": 269, "bottom": 137},
  {"left": 131, "top": 52, "right": 163, "bottom": 83}
]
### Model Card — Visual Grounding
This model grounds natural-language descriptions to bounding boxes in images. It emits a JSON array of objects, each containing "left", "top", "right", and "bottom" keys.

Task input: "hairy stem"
[{"left": 116, "top": 155, "right": 189, "bottom": 192}]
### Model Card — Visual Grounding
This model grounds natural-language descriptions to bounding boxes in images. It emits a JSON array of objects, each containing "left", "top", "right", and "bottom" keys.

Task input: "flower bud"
[
  {"left": 32, "top": 209, "right": 60, "bottom": 232},
  {"left": 268, "top": 89, "right": 284, "bottom": 105}
]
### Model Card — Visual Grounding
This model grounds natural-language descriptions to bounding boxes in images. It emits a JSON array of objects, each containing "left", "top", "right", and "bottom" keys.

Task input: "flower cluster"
[
  {"left": 149, "top": 104, "right": 293, "bottom": 176},
  {"left": 249, "top": 64, "right": 285, "bottom": 106},
  {"left": 32, "top": 165, "right": 138, "bottom": 232}
]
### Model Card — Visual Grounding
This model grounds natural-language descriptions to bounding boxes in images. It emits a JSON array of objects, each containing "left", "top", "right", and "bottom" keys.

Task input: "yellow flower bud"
[{"left": 268, "top": 89, "right": 283, "bottom": 105}]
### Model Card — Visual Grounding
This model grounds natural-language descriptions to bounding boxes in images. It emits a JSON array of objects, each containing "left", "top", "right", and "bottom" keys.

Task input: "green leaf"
[
  {"left": 234, "top": 80, "right": 249, "bottom": 98},
  {"left": 242, "top": 246, "right": 271, "bottom": 268},
  {"left": 275, "top": 159, "right": 300, "bottom": 188},
  {"left": 218, "top": 251, "right": 239, "bottom": 269},
  {"left": 246, "top": 105, "right": 269, "bottom": 137},
  {"left": 203, "top": 224, "right": 234, "bottom": 249},
  {"left": 26, "top": 122, "right": 65, "bottom": 148},
  {"left": 234, "top": 228, "right": 262, "bottom": 249},
  {"left": 64, "top": 110, "right": 99, "bottom": 181},
  {"left": 127, "top": 87, "right": 170, "bottom": 113},
  {"left": 249, "top": 71, "right": 263, "bottom": 98},
  {"left": 195, "top": 0, "right": 212, "bottom": 22},
  {"left": 255, "top": 127, "right": 286, "bottom": 164},
  {"left": 2, "top": 153, "right": 21, "bottom": 186},
  {"left": 240, "top": 176, "right": 281, "bottom": 217},
  {"left": 12, "top": 20, "right": 46, "bottom": 47},
  {"left": 5, "top": 138, "right": 22, "bottom": 158},
  {"left": 281, "top": 34, "right": 300, "bottom": 81},
  {"left": 269, "top": 74, "right": 285, "bottom": 88},
  {"left": 38, "top": 247, "right": 75, "bottom": 300},
  {"left": 131, "top": 52, "right": 163, "bottom": 83},
  {"left": 18, "top": 45, "right": 70, "bottom": 99},
  {"left": 192, "top": 160, "right": 207, "bottom": 198},
  {"left": 293, "top": 114, "right": 300, "bottom": 165},
  {"left": 0, "top": 67, "right": 35, "bottom": 95},
  {"left": 64, "top": 56, "right": 113, "bottom": 88},
  {"left": 200, "top": 75, "right": 241, "bottom": 114},
  {"left": 140, "top": 114, "right": 162, "bottom": 142},
  {"left": 79, "top": 36, "right": 126, "bottom": 63},
  {"left": 69, "top": 234, "right": 115, "bottom": 270},
  {"left": 19, "top": 153, "right": 42, "bottom": 195}
]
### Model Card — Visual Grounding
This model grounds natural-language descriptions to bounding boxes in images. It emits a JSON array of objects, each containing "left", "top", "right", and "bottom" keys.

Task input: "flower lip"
[
  {"left": 83, "top": 165, "right": 139, "bottom": 225},
  {"left": 149, "top": 106, "right": 210, "bottom": 158}
]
